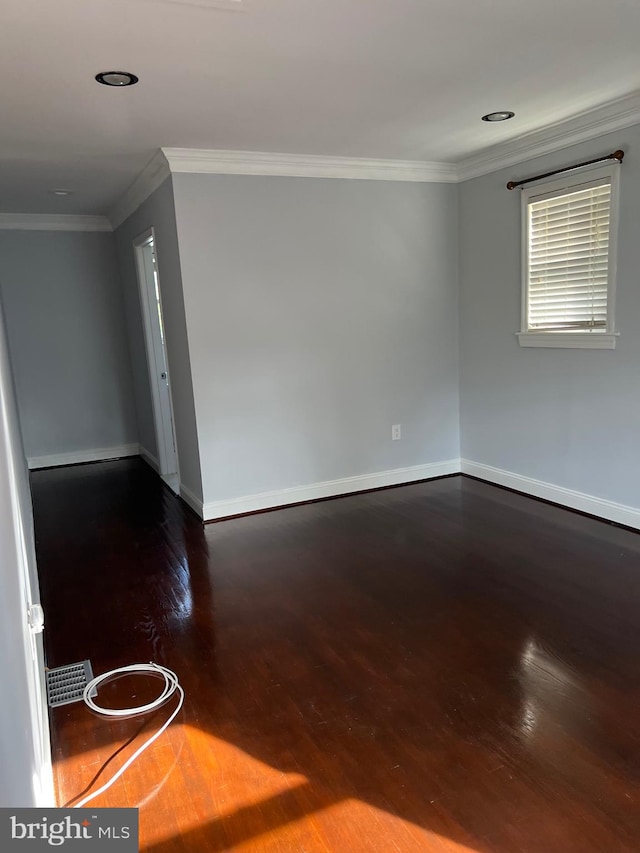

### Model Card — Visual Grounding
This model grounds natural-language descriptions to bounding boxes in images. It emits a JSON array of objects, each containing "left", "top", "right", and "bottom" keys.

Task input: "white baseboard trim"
[
  {"left": 461, "top": 459, "right": 640, "bottom": 531},
  {"left": 179, "top": 483, "right": 204, "bottom": 518},
  {"left": 202, "top": 459, "right": 460, "bottom": 521},
  {"left": 28, "top": 443, "right": 140, "bottom": 470},
  {"left": 26, "top": 446, "right": 639, "bottom": 530},
  {"left": 139, "top": 445, "right": 160, "bottom": 473}
]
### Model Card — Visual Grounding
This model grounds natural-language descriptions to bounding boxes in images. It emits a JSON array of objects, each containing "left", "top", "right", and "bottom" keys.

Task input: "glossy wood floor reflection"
[{"left": 32, "top": 459, "right": 640, "bottom": 852}]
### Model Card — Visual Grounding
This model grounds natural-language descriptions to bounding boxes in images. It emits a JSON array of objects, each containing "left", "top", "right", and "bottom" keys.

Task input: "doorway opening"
[{"left": 133, "top": 229, "right": 179, "bottom": 494}]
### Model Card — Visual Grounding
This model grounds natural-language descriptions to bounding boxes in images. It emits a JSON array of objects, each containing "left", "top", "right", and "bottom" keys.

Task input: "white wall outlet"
[{"left": 392, "top": 424, "right": 401, "bottom": 441}]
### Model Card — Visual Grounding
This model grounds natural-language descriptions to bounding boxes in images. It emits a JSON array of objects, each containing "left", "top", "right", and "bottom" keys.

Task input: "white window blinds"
[{"left": 526, "top": 179, "right": 611, "bottom": 332}]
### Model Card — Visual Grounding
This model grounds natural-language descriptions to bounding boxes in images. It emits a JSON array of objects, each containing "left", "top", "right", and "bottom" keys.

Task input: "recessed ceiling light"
[
  {"left": 481, "top": 111, "right": 515, "bottom": 122},
  {"left": 95, "top": 71, "right": 139, "bottom": 87},
  {"left": 49, "top": 189, "right": 74, "bottom": 197}
]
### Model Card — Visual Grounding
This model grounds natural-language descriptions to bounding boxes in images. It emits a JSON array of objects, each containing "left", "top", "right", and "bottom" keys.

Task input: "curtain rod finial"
[
  {"left": 612, "top": 149, "right": 624, "bottom": 162},
  {"left": 506, "top": 180, "right": 517, "bottom": 190}
]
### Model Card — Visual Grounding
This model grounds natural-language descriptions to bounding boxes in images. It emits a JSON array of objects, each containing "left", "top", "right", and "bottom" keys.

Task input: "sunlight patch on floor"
[
  {"left": 138, "top": 724, "right": 309, "bottom": 849},
  {"left": 137, "top": 726, "right": 478, "bottom": 853}
]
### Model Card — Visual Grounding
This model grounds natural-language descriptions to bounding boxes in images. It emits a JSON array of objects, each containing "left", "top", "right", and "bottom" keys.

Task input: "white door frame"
[{"left": 133, "top": 228, "right": 179, "bottom": 486}]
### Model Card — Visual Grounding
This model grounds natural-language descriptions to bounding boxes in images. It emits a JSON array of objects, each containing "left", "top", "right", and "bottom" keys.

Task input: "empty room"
[{"left": 1, "top": 1, "right": 640, "bottom": 851}]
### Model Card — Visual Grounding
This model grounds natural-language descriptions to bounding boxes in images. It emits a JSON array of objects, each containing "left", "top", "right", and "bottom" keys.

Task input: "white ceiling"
[{"left": 2, "top": 0, "right": 640, "bottom": 215}]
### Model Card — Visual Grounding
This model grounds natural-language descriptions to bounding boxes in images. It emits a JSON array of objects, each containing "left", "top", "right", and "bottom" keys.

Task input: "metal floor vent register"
[{"left": 46, "top": 660, "right": 96, "bottom": 707}]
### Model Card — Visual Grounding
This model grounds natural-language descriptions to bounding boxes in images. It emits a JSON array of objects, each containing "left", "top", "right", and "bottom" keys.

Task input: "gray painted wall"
[
  {"left": 115, "top": 177, "right": 203, "bottom": 501},
  {"left": 0, "top": 231, "right": 138, "bottom": 461},
  {"left": 459, "top": 124, "right": 640, "bottom": 507},
  {"left": 172, "top": 174, "right": 460, "bottom": 506}
]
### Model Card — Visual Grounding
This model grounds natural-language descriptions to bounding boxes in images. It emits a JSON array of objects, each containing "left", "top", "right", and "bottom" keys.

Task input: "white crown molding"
[
  {"left": 461, "top": 459, "right": 640, "bottom": 530},
  {"left": 162, "top": 147, "right": 458, "bottom": 183},
  {"left": 201, "top": 458, "right": 460, "bottom": 521},
  {"left": 457, "top": 89, "right": 640, "bottom": 182},
  {"left": 106, "top": 89, "right": 640, "bottom": 221},
  {"left": 108, "top": 150, "right": 171, "bottom": 229},
  {"left": 0, "top": 213, "right": 112, "bottom": 232}
]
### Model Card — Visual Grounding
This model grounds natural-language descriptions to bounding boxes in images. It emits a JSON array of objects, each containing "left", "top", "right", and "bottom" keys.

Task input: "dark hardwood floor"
[{"left": 31, "top": 458, "right": 640, "bottom": 852}]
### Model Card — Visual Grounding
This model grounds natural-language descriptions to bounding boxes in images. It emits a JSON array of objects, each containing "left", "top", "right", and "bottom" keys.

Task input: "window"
[{"left": 517, "top": 164, "right": 620, "bottom": 348}]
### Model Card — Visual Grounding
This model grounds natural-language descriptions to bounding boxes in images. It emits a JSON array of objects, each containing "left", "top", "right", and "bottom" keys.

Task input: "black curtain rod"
[{"left": 506, "top": 149, "right": 624, "bottom": 190}]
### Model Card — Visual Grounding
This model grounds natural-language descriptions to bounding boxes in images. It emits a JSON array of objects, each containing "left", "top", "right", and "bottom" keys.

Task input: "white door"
[
  {"left": 133, "top": 230, "right": 179, "bottom": 489},
  {"left": 0, "top": 296, "right": 53, "bottom": 806}
]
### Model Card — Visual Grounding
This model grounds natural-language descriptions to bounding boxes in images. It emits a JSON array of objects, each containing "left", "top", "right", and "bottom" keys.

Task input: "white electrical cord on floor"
[{"left": 73, "top": 662, "right": 184, "bottom": 809}]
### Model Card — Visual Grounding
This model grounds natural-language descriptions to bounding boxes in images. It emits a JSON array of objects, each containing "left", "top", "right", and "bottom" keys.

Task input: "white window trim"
[{"left": 517, "top": 162, "right": 621, "bottom": 349}]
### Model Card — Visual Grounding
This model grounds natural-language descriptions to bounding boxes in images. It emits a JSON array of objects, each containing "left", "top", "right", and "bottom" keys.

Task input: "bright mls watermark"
[{"left": 1, "top": 809, "right": 138, "bottom": 850}]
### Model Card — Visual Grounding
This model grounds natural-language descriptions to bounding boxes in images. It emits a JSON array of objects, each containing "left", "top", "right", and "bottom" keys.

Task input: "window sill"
[{"left": 517, "top": 332, "right": 619, "bottom": 349}]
